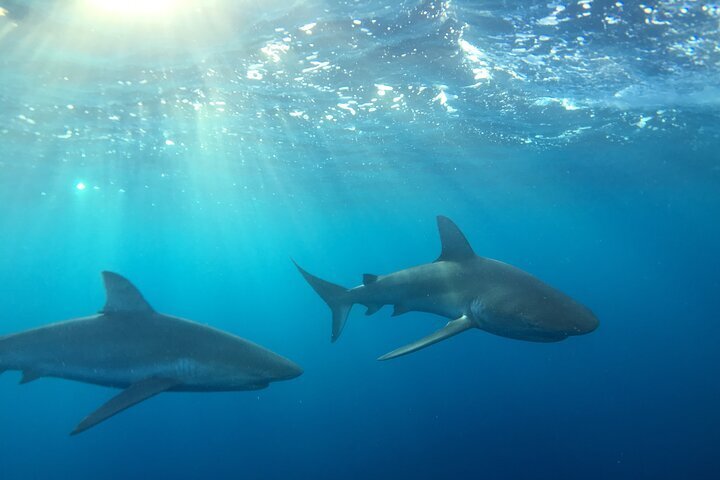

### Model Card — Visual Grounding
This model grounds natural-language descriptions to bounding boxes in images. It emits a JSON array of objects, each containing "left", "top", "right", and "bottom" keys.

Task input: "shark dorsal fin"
[
  {"left": 100, "top": 271, "right": 154, "bottom": 314},
  {"left": 435, "top": 216, "right": 475, "bottom": 262}
]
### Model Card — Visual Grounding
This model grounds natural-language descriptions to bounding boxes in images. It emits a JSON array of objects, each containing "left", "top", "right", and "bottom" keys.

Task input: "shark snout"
[
  {"left": 273, "top": 358, "right": 304, "bottom": 381},
  {"left": 569, "top": 307, "right": 599, "bottom": 335}
]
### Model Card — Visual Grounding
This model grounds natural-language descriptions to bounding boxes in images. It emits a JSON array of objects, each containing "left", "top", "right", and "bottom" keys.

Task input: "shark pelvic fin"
[
  {"left": 365, "top": 304, "right": 382, "bottom": 316},
  {"left": 378, "top": 315, "right": 475, "bottom": 361},
  {"left": 362, "top": 274, "right": 378, "bottom": 285},
  {"left": 392, "top": 304, "right": 411, "bottom": 317},
  {"left": 100, "top": 271, "right": 154, "bottom": 315},
  {"left": 293, "top": 260, "right": 352, "bottom": 342},
  {"left": 19, "top": 370, "right": 42, "bottom": 384},
  {"left": 71, "top": 377, "right": 179, "bottom": 435},
  {"left": 435, "top": 216, "right": 475, "bottom": 262}
]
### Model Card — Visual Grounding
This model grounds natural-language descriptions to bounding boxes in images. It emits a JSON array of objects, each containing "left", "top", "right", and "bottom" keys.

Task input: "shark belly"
[
  {"left": 36, "top": 363, "right": 165, "bottom": 388},
  {"left": 352, "top": 263, "right": 470, "bottom": 319},
  {"left": 2, "top": 338, "right": 270, "bottom": 391},
  {"left": 2, "top": 347, "right": 178, "bottom": 388},
  {"left": 3, "top": 349, "right": 244, "bottom": 390},
  {"left": 476, "top": 322, "right": 568, "bottom": 342},
  {"left": 392, "top": 291, "right": 467, "bottom": 318},
  {"left": 0, "top": 325, "right": 197, "bottom": 388},
  {"left": 470, "top": 299, "right": 568, "bottom": 343}
]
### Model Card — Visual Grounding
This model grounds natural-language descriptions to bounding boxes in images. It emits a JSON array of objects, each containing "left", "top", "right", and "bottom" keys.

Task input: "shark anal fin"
[
  {"left": 392, "top": 304, "right": 411, "bottom": 317},
  {"left": 362, "top": 274, "right": 378, "bottom": 285},
  {"left": 435, "top": 216, "right": 476, "bottom": 262},
  {"left": 100, "top": 271, "right": 154, "bottom": 315},
  {"left": 378, "top": 315, "right": 475, "bottom": 361},
  {"left": 365, "top": 304, "right": 382, "bottom": 316},
  {"left": 19, "top": 370, "right": 42, "bottom": 384},
  {"left": 71, "top": 377, "right": 179, "bottom": 435}
]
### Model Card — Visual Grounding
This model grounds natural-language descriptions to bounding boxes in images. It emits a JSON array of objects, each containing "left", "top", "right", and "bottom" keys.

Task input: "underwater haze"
[{"left": 1, "top": 0, "right": 719, "bottom": 478}]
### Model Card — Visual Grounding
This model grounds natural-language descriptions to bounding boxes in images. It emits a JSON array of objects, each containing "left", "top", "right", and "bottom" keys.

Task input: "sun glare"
[{"left": 86, "top": 0, "right": 180, "bottom": 16}]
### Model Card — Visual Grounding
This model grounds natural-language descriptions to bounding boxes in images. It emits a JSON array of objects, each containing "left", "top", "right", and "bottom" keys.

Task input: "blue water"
[{"left": 1, "top": 0, "right": 719, "bottom": 478}]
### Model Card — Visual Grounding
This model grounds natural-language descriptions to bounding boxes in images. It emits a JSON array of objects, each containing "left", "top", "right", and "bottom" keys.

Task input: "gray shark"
[
  {"left": 295, "top": 216, "right": 598, "bottom": 360},
  {"left": 0, "top": 272, "right": 303, "bottom": 435}
]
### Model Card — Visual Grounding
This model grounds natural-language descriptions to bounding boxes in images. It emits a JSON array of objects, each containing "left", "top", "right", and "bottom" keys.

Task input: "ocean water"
[{"left": 1, "top": 0, "right": 719, "bottom": 478}]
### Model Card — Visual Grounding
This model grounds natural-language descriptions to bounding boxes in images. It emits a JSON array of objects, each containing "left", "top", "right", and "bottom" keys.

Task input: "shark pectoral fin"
[
  {"left": 71, "top": 377, "right": 180, "bottom": 436},
  {"left": 19, "top": 370, "right": 43, "bottom": 384},
  {"left": 378, "top": 315, "right": 475, "bottom": 361}
]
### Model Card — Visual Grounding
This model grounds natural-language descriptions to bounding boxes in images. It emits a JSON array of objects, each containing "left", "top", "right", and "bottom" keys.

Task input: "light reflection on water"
[{"left": 1, "top": 0, "right": 718, "bottom": 154}]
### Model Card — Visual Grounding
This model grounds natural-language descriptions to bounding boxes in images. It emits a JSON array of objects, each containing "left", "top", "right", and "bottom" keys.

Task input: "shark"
[
  {"left": 0, "top": 271, "right": 303, "bottom": 435},
  {"left": 294, "top": 216, "right": 598, "bottom": 360}
]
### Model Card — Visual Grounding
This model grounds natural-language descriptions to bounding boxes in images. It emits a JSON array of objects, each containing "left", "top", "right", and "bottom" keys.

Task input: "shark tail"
[{"left": 293, "top": 260, "right": 352, "bottom": 342}]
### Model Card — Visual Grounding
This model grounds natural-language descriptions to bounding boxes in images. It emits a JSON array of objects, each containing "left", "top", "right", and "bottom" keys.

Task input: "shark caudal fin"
[{"left": 292, "top": 260, "right": 352, "bottom": 342}]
